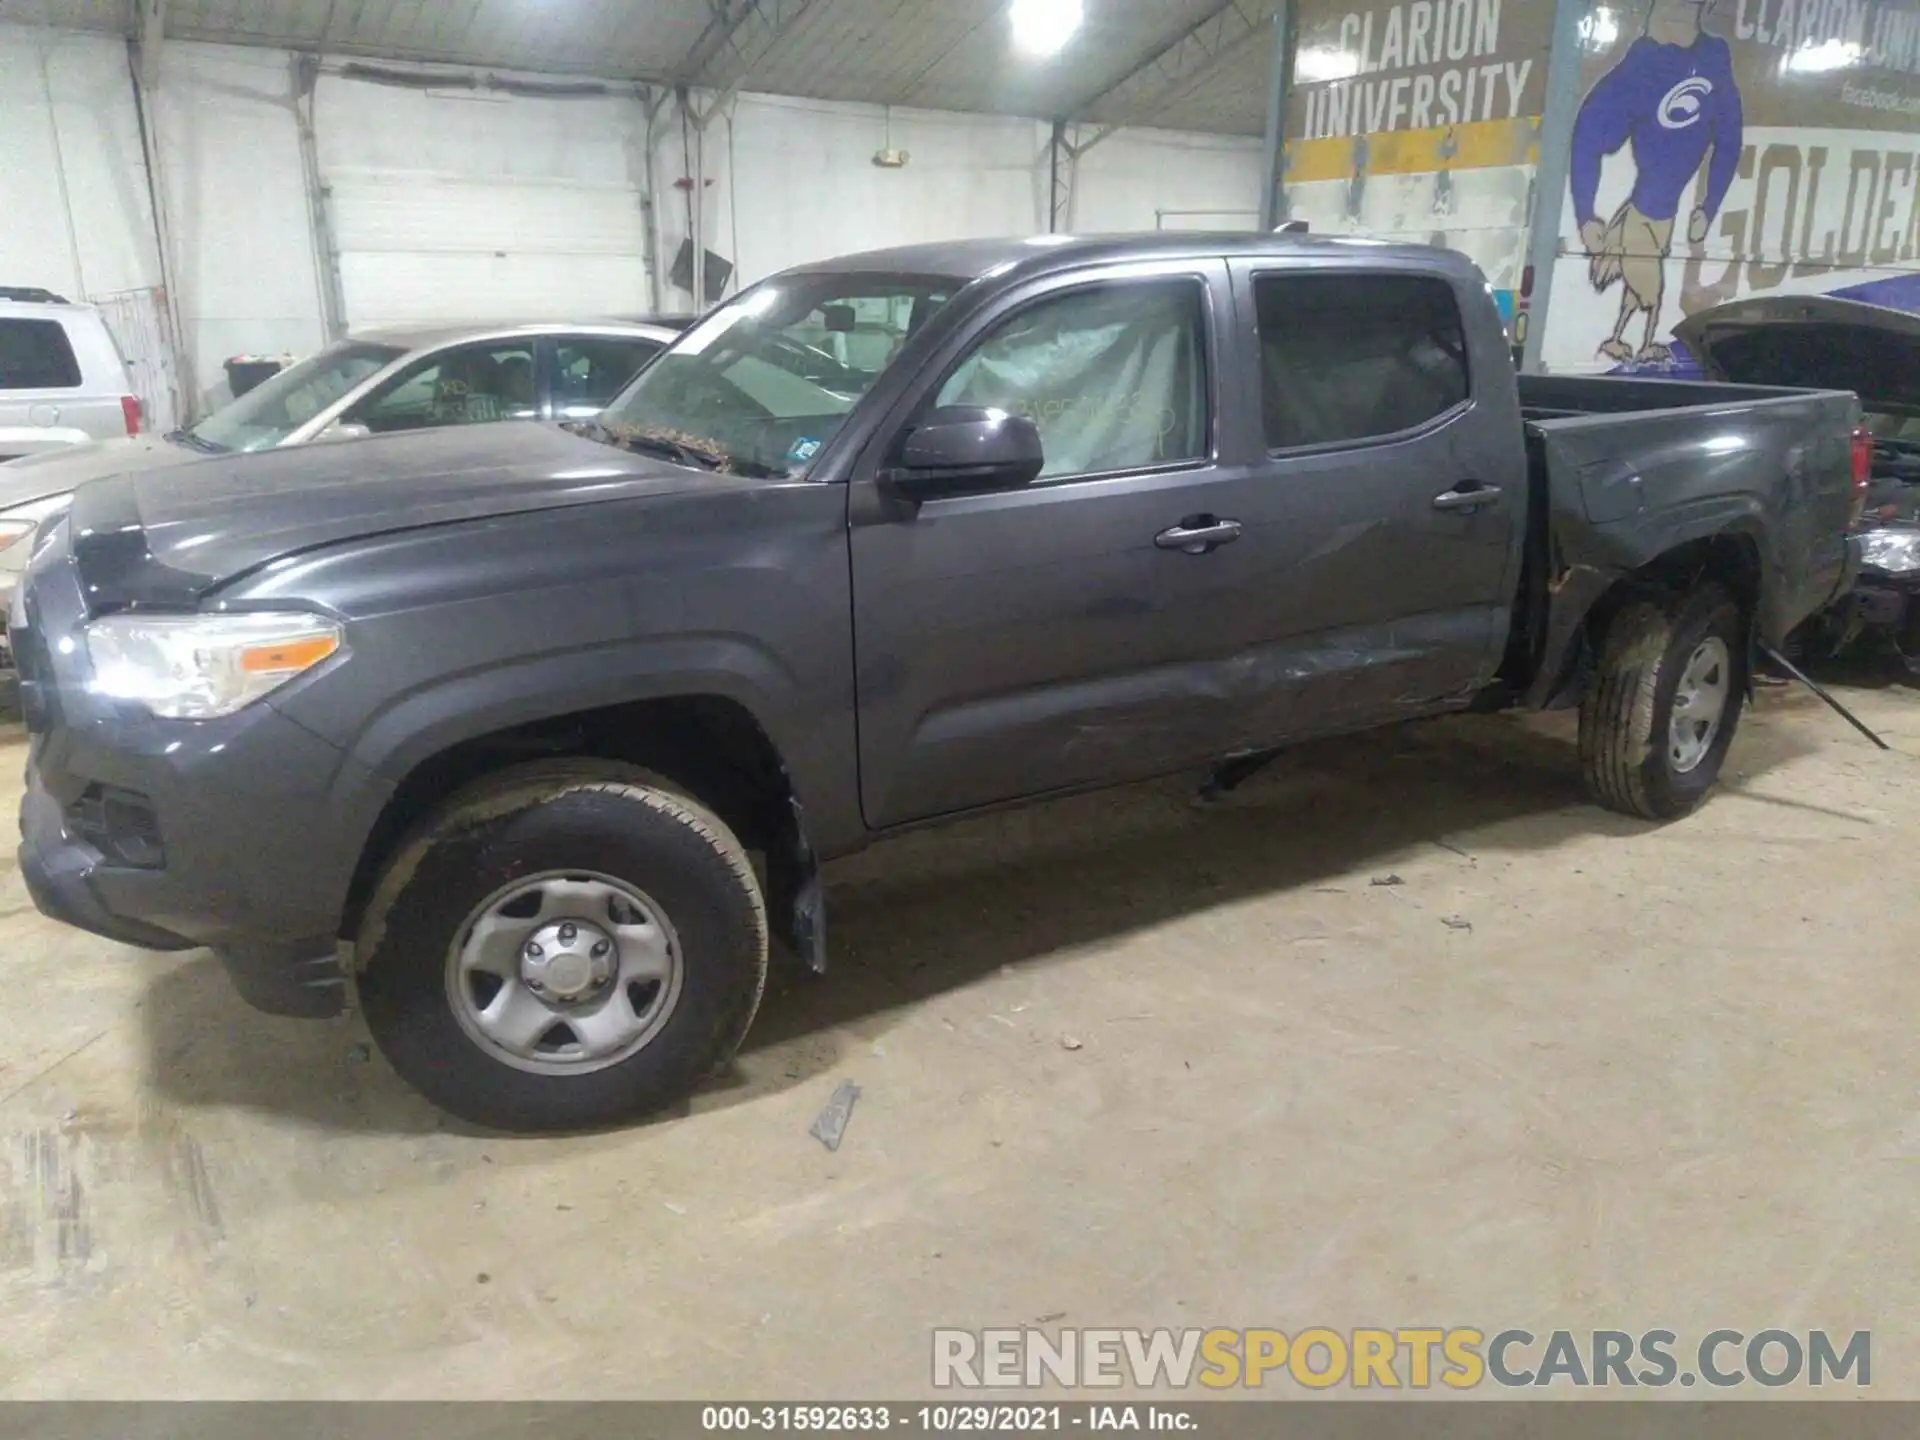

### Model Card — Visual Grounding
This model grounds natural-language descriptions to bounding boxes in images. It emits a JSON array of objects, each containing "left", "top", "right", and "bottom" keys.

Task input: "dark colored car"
[
  {"left": 14, "top": 233, "right": 1864, "bottom": 1131},
  {"left": 1675, "top": 295, "right": 1916, "bottom": 664}
]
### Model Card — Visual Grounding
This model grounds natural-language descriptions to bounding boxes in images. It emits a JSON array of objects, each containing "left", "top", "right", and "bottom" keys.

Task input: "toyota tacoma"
[{"left": 13, "top": 234, "right": 1866, "bottom": 1130}]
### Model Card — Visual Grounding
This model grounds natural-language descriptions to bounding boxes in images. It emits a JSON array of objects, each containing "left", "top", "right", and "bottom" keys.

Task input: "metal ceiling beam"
[
  {"left": 1257, "top": 0, "right": 1292, "bottom": 230},
  {"left": 135, "top": 0, "right": 165, "bottom": 90},
  {"left": 680, "top": 0, "right": 829, "bottom": 116},
  {"left": 1047, "top": 121, "right": 1078, "bottom": 233},
  {"left": 1065, "top": 0, "right": 1267, "bottom": 154}
]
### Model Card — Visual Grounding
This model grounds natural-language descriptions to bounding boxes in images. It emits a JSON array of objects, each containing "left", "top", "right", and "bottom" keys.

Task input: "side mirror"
[
  {"left": 318, "top": 420, "right": 371, "bottom": 443},
  {"left": 890, "top": 406, "right": 1043, "bottom": 498}
]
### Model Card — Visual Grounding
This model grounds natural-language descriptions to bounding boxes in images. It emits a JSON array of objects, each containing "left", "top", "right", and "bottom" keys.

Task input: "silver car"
[
  {"left": 0, "top": 289, "right": 143, "bottom": 462},
  {"left": 0, "top": 319, "right": 680, "bottom": 675}
]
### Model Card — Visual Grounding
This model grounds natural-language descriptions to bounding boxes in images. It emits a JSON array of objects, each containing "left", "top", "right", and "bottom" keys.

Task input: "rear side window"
[
  {"left": 1253, "top": 274, "right": 1469, "bottom": 450},
  {"left": 0, "top": 319, "right": 83, "bottom": 390}
]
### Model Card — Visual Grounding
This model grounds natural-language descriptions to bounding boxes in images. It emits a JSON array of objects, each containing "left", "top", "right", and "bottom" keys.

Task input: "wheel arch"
[
  {"left": 1528, "top": 524, "right": 1766, "bottom": 710},
  {"left": 337, "top": 675, "right": 825, "bottom": 971}
]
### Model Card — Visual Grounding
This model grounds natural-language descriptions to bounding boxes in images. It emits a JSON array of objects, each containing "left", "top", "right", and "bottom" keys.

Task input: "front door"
[{"left": 848, "top": 261, "right": 1254, "bottom": 829}]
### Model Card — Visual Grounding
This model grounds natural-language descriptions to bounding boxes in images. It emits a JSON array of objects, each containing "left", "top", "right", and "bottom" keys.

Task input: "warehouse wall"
[
  {"left": 1, "top": 25, "right": 1267, "bottom": 412},
  {"left": 667, "top": 92, "right": 1266, "bottom": 291},
  {"left": 151, "top": 42, "right": 329, "bottom": 409},
  {"left": 311, "top": 73, "right": 656, "bottom": 333},
  {"left": 0, "top": 24, "right": 160, "bottom": 303}
]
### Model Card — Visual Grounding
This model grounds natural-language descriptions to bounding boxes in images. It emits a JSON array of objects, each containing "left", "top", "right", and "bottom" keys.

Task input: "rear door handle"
[
  {"left": 1432, "top": 483, "right": 1502, "bottom": 512},
  {"left": 1155, "top": 517, "right": 1244, "bottom": 554}
]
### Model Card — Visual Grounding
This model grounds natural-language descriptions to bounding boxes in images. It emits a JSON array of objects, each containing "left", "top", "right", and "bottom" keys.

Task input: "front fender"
[{"left": 344, "top": 636, "right": 808, "bottom": 793}]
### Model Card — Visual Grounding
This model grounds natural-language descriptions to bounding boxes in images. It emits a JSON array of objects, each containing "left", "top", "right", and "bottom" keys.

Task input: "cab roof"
[{"left": 781, "top": 231, "right": 1487, "bottom": 288}]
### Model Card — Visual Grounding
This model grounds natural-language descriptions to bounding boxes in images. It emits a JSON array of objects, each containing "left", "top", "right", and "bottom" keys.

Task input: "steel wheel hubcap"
[
  {"left": 445, "top": 871, "right": 683, "bottom": 1076},
  {"left": 1669, "top": 636, "right": 1732, "bottom": 775}
]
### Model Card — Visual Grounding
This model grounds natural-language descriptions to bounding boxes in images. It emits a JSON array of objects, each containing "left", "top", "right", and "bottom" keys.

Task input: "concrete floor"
[{"left": 0, "top": 678, "right": 1915, "bottom": 1400}]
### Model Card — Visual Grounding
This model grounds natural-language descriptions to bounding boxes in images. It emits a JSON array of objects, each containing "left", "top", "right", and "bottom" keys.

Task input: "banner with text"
[{"left": 1544, "top": 0, "right": 1920, "bottom": 372}]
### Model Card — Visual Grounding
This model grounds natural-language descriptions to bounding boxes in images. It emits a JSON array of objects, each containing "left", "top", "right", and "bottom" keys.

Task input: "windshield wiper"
[
  {"left": 165, "top": 428, "right": 225, "bottom": 454},
  {"left": 622, "top": 433, "right": 733, "bottom": 472}
]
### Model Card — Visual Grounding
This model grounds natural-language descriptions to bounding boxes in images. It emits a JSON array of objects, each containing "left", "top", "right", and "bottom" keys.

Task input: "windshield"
[
  {"left": 187, "top": 341, "right": 404, "bottom": 453},
  {"left": 598, "top": 273, "right": 960, "bottom": 476}
]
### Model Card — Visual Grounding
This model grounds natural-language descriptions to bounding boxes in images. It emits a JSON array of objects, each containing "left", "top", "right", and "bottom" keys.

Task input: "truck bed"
[{"left": 1504, "top": 373, "right": 1861, "bottom": 707}]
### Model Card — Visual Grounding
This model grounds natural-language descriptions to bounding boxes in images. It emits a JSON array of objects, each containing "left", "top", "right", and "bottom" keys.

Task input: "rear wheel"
[
  {"left": 1579, "top": 584, "right": 1745, "bottom": 820},
  {"left": 356, "top": 761, "right": 767, "bottom": 1132}
]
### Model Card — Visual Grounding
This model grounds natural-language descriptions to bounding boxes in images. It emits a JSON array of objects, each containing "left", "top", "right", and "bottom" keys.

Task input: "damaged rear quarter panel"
[{"left": 1521, "top": 377, "right": 1860, "bottom": 704}]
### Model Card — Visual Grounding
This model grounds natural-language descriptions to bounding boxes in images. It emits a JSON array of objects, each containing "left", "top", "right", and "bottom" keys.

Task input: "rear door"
[
  {"left": 848, "top": 260, "right": 1251, "bottom": 828},
  {"left": 1218, "top": 263, "right": 1523, "bottom": 737}
]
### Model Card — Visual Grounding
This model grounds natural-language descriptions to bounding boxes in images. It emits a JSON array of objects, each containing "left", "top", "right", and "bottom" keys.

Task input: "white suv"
[{"left": 0, "top": 288, "right": 142, "bottom": 462}]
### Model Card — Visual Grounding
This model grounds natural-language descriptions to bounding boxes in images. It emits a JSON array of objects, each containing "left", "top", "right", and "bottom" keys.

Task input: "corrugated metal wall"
[
  {"left": 0, "top": 28, "right": 164, "bottom": 312},
  {"left": 314, "top": 76, "right": 656, "bottom": 331},
  {"left": 1, "top": 23, "right": 1266, "bottom": 412}
]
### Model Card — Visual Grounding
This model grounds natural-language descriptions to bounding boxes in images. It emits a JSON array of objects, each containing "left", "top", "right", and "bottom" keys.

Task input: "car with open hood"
[{"left": 1676, "top": 295, "right": 1920, "bottom": 663}]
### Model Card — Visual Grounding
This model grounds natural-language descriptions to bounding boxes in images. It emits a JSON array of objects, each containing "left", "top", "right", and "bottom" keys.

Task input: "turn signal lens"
[{"left": 239, "top": 632, "right": 339, "bottom": 674}]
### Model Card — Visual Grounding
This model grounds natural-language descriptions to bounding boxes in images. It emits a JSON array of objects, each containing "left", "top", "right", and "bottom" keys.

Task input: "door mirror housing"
[
  {"left": 890, "top": 406, "right": 1044, "bottom": 497},
  {"left": 317, "top": 420, "right": 371, "bottom": 443}
]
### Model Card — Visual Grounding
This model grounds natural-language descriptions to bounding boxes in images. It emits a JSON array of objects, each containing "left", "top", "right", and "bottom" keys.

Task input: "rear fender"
[{"left": 1525, "top": 511, "right": 1769, "bottom": 711}]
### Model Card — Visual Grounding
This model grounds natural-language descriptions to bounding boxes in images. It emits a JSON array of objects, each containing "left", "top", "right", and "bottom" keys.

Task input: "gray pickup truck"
[{"left": 13, "top": 234, "right": 1864, "bottom": 1131}]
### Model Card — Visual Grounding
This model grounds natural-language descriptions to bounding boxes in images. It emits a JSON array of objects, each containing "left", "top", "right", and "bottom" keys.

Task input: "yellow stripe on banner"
[{"left": 1284, "top": 116, "right": 1540, "bottom": 185}]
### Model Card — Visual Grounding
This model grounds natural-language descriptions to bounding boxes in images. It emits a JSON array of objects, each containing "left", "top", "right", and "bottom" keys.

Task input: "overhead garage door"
[{"left": 314, "top": 74, "right": 654, "bottom": 333}]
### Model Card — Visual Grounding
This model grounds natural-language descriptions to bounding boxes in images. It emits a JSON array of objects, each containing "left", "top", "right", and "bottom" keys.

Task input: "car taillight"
[
  {"left": 1850, "top": 426, "right": 1872, "bottom": 525},
  {"left": 121, "top": 395, "right": 142, "bottom": 437}
]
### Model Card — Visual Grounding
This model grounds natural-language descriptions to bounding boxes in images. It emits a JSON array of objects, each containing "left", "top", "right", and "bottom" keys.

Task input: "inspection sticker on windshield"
[{"left": 787, "top": 437, "right": 822, "bottom": 463}]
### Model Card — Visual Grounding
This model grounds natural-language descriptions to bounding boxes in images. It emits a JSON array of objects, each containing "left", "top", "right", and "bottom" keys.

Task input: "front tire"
[
  {"left": 1579, "top": 584, "right": 1746, "bottom": 821},
  {"left": 356, "top": 761, "right": 767, "bottom": 1132}
]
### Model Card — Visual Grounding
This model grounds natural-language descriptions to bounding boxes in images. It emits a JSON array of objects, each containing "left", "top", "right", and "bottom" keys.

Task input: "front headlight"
[
  {"left": 0, "top": 493, "right": 75, "bottom": 558},
  {"left": 84, "top": 611, "right": 343, "bottom": 719},
  {"left": 1859, "top": 529, "right": 1920, "bottom": 575}
]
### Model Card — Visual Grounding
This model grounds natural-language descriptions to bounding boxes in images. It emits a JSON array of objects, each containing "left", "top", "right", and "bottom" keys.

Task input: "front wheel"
[
  {"left": 1579, "top": 584, "right": 1746, "bottom": 821},
  {"left": 356, "top": 761, "right": 768, "bottom": 1132}
]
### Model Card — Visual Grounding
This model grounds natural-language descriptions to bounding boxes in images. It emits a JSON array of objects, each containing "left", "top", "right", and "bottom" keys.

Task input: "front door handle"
[
  {"left": 1155, "top": 516, "right": 1243, "bottom": 554},
  {"left": 1432, "top": 483, "right": 1502, "bottom": 512}
]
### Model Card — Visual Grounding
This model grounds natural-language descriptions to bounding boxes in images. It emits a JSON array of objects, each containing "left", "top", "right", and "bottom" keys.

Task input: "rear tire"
[
  {"left": 1579, "top": 584, "right": 1745, "bottom": 821},
  {"left": 356, "top": 760, "right": 767, "bottom": 1132}
]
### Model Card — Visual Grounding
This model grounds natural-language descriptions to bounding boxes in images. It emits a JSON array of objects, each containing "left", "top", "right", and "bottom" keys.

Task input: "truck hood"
[
  {"left": 65, "top": 422, "right": 736, "bottom": 610},
  {"left": 0, "top": 434, "right": 203, "bottom": 512},
  {"left": 1673, "top": 295, "right": 1920, "bottom": 418}
]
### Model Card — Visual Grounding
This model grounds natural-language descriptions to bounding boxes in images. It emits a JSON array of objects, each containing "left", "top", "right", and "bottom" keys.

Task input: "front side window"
[
  {"left": 1254, "top": 273, "right": 1469, "bottom": 451},
  {"left": 933, "top": 280, "right": 1208, "bottom": 481},
  {"left": 354, "top": 339, "right": 540, "bottom": 434},
  {"left": 0, "top": 319, "right": 83, "bottom": 390},
  {"left": 187, "top": 341, "right": 402, "bottom": 452},
  {"left": 599, "top": 274, "right": 958, "bottom": 476},
  {"left": 553, "top": 336, "right": 666, "bottom": 419}
]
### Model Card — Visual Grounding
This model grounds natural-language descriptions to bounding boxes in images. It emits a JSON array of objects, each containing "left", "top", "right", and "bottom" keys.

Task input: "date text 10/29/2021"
[{"left": 701, "top": 1407, "right": 1190, "bottom": 1432}]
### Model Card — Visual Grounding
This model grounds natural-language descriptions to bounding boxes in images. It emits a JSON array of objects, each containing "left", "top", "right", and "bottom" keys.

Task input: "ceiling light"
[{"left": 1010, "top": 0, "right": 1083, "bottom": 58}]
